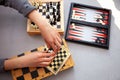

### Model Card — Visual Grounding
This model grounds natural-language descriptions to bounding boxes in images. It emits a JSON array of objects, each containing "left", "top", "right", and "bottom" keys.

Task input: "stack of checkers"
[
  {"left": 27, "top": 0, "right": 64, "bottom": 35},
  {"left": 11, "top": 39, "right": 74, "bottom": 80}
]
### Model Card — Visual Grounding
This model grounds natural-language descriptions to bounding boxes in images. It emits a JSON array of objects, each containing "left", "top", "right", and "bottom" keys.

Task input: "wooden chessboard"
[
  {"left": 11, "top": 39, "right": 74, "bottom": 80},
  {"left": 27, "top": 0, "right": 64, "bottom": 35}
]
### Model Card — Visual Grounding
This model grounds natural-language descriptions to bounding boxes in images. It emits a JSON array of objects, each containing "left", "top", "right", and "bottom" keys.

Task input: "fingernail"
[{"left": 54, "top": 54, "right": 57, "bottom": 57}]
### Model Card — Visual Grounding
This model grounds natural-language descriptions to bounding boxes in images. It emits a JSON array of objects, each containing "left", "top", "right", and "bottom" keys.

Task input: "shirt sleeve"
[
  {"left": 4, "top": 0, "right": 36, "bottom": 17},
  {"left": 0, "top": 59, "right": 6, "bottom": 72},
  {"left": 0, "top": 0, "right": 5, "bottom": 5}
]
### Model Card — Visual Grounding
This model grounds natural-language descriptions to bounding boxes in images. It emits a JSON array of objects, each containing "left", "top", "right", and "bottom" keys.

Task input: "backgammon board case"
[{"left": 65, "top": 3, "right": 112, "bottom": 49}]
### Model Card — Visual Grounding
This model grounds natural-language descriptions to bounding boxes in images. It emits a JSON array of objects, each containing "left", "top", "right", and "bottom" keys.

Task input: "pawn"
[{"left": 46, "top": 14, "right": 50, "bottom": 19}]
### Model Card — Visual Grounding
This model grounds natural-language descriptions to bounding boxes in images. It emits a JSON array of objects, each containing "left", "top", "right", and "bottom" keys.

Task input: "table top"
[{"left": 0, "top": 0, "right": 120, "bottom": 80}]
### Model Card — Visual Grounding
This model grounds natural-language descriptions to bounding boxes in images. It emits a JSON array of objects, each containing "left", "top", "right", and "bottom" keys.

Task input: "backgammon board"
[{"left": 65, "top": 3, "right": 111, "bottom": 49}]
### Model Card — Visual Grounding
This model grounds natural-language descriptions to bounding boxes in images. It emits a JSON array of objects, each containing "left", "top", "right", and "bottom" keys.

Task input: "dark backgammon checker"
[{"left": 65, "top": 3, "right": 111, "bottom": 49}]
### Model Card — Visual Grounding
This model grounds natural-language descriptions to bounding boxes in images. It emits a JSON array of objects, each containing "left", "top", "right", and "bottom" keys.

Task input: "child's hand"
[
  {"left": 41, "top": 26, "right": 62, "bottom": 53},
  {"left": 28, "top": 10, "right": 62, "bottom": 53},
  {"left": 21, "top": 51, "right": 56, "bottom": 67}
]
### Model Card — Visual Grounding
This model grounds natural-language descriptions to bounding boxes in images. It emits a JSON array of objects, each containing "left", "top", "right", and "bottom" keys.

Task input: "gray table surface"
[{"left": 0, "top": 0, "right": 120, "bottom": 80}]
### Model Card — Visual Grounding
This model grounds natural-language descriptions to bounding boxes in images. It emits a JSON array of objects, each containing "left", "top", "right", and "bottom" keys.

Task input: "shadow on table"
[{"left": 113, "top": 0, "right": 120, "bottom": 10}]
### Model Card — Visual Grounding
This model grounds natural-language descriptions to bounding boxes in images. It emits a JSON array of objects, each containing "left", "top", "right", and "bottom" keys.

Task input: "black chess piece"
[
  {"left": 46, "top": 3, "right": 49, "bottom": 11},
  {"left": 31, "top": 22, "right": 35, "bottom": 25},
  {"left": 57, "top": 13, "right": 60, "bottom": 21},
  {"left": 53, "top": 7, "right": 56, "bottom": 13},
  {"left": 46, "top": 14, "right": 50, "bottom": 19},
  {"left": 53, "top": 14, "right": 56, "bottom": 21},
  {"left": 57, "top": 2, "right": 60, "bottom": 9},
  {"left": 43, "top": 8, "right": 46, "bottom": 15},
  {"left": 50, "top": 2, "right": 52, "bottom": 7},
  {"left": 50, "top": 18, "right": 54, "bottom": 25}
]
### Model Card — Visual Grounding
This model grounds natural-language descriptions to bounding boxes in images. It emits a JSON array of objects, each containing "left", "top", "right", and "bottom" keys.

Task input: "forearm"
[
  {"left": 28, "top": 10, "right": 51, "bottom": 32},
  {"left": 4, "top": 57, "right": 27, "bottom": 70},
  {"left": 4, "top": 55, "right": 31, "bottom": 70}
]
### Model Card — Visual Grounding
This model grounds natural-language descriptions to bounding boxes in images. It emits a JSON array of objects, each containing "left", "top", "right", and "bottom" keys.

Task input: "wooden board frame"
[{"left": 27, "top": 0, "right": 64, "bottom": 35}]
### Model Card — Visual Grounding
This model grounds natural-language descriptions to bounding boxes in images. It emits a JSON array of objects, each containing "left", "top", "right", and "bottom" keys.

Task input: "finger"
[
  {"left": 41, "top": 52, "right": 55, "bottom": 57},
  {"left": 39, "top": 56, "right": 54, "bottom": 62},
  {"left": 54, "top": 28, "right": 61, "bottom": 40},
  {"left": 51, "top": 42, "right": 57, "bottom": 53},
  {"left": 45, "top": 39, "right": 51, "bottom": 49},
  {"left": 55, "top": 39, "right": 61, "bottom": 51},
  {"left": 38, "top": 62, "right": 51, "bottom": 67},
  {"left": 57, "top": 32, "right": 62, "bottom": 38},
  {"left": 57, "top": 35, "right": 62, "bottom": 45}
]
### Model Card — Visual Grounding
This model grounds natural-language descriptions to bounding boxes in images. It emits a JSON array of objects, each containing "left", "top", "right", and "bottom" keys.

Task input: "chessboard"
[
  {"left": 27, "top": 0, "right": 64, "bottom": 35},
  {"left": 44, "top": 46, "right": 71, "bottom": 75},
  {"left": 11, "top": 39, "right": 74, "bottom": 80},
  {"left": 65, "top": 3, "right": 111, "bottom": 49}
]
